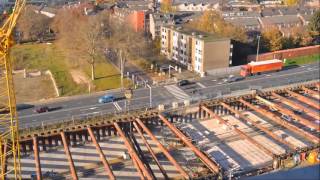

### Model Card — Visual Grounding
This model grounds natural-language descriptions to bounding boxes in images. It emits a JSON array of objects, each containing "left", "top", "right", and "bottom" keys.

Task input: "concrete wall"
[
  {"left": 203, "top": 39, "right": 231, "bottom": 72},
  {"left": 206, "top": 65, "right": 241, "bottom": 76}
]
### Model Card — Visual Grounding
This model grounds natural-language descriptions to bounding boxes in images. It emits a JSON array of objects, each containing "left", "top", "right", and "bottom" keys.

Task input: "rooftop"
[
  {"left": 248, "top": 59, "right": 282, "bottom": 66},
  {"left": 222, "top": 10, "right": 261, "bottom": 18},
  {"left": 172, "top": 0, "right": 221, "bottom": 6},
  {"left": 299, "top": 14, "right": 313, "bottom": 22},
  {"left": 261, "top": 7, "right": 281, "bottom": 17},
  {"left": 260, "top": 15, "right": 301, "bottom": 25},
  {"left": 162, "top": 25, "right": 229, "bottom": 42},
  {"left": 225, "top": 17, "right": 260, "bottom": 27}
]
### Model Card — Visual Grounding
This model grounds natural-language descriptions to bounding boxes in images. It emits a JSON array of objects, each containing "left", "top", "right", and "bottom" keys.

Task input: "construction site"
[{"left": 1, "top": 81, "right": 318, "bottom": 179}]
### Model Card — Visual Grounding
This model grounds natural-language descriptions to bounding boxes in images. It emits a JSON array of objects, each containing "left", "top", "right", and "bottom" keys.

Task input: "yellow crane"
[{"left": 0, "top": 0, "right": 26, "bottom": 179}]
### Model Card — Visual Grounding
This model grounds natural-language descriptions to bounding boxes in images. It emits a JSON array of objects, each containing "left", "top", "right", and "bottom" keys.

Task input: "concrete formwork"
[{"left": 4, "top": 82, "right": 319, "bottom": 179}]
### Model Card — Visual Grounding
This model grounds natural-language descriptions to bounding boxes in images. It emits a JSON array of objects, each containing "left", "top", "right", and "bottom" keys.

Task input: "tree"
[
  {"left": 16, "top": 5, "right": 52, "bottom": 41},
  {"left": 161, "top": 0, "right": 174, "bottom": 13},
  {"left": 78, "top": 17, "right": 104, "bottom": 80},
  {"left": 284, "top": 0, "right": 299, "bottom": 6},
  {"left": 261, "top": 27, "right": 283, "bottom": 51},
  {"left": 308, "top": 10, "right": 320, "bottom": 36},
  {"left": 188, "top": 10, "right": 248, "bottom": 42},
  {"left": 53, "top": 9, "right": 107, "bottom": 80}
]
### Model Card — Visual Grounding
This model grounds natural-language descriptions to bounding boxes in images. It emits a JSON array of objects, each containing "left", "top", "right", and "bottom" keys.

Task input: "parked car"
[
  {"left": 34, "top": 106, "right": 50, "bottom": 113},
  {"left": 177, "top": 80, "right": 190, "bottom": 86},
  {"left": 98, "top": 94, "right": 115, "bottom": 103},
  {"left": 226, "top": 76, "right": 245, "bottom": 83}
]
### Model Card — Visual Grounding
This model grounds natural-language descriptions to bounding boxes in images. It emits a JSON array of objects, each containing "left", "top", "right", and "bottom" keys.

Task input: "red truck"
[{"left": 240, "top": 59, "right": 283, "bottom": 77}]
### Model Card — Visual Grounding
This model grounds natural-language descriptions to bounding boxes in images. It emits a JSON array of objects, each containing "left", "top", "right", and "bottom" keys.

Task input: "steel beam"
[
  {"left": 271, "top": 92, "right": 319, "bottom": 120},
  {"left": 114, "top": 122, "right": 153, "bottom": 180},
  {"left": 33, "top": 136, "right": 42, "bottom": 180},
  {"left": 220, "top": 102, "right": 296, "bottom": 150},
  {"left": 286, "top": 90, "right": 320, "bottom": 110},
  {"left": 87, "top": 127, "right": 115, "bottom": 180},
  {"left": 135, "top": 118, "right": 189, "bottom": 179},
  {"left": 239, "top": 99, "right": 320, "bottom": 144},
  {"left": 158, "top": 114, "right": 221, "bottom": 174},
  {"left": 201, "top": 105, "right": 274, "bottom": 157},
  {"left": 61, "top": 132, "right": 78, "bottom": 180},
  {"left": 302, "top": 87, "right": 320, "bottom": 99},
  {"left": 256, "top": 95, "right": 319, "bottom": 131},
  {"left": 133, "top": 122, "right": 169, "bottom": 180}
]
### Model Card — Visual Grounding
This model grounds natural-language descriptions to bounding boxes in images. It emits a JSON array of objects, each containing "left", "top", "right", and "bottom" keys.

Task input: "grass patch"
[
  {"left": 284, "top": 54, "right": 320, "bottom": 66},
  {"left": 11, "top": 43, "right": 85, "bottom": 96},
  {"left": 83, "top": 61, "right": 132, "bottom": 92}
]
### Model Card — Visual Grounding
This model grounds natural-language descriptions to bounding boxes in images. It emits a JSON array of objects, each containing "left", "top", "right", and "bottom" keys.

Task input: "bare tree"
[
  {"left": 77, "top": 16, "right": 104, "bottom": 80},
  {"left": 16, "top": 5, "right": 52, "bottom": 42},
  {"left": 53, "top": 9, "right": 108, "bottom": 80}
]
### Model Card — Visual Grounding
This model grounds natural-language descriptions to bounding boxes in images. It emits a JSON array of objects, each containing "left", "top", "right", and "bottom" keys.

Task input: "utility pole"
[
  {"left": 256, "top": 35, "right": 261, "bottom": 62},
  {"left": 146, "top": 84, "right": 152, "bottom": 108},
  {"left": 168, "top": 65, "right": 175, "bottom": 78},
  {"left": 119, "top": 50, "right": 124, "bottom": 90}
]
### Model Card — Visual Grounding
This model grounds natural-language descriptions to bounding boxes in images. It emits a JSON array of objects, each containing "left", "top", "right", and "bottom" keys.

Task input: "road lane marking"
[
  {"left": 197, "top": 82, "right": 206, "bottom": 88},
  {"left": 164, "top": 85, "right": 190, "bottom": 100},
  {"left": 19, "top": 67, "right": 319, "bottom": 121},
  {"left": 80, "top": 107, "right": 98, "bottom": 111},
  {"left": 113, "top": 102, "right": 122, "bottom": 111}
]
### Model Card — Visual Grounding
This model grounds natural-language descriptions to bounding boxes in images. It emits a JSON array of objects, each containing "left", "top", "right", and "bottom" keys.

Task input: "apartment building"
[
  {"left": 161, "top": 25, "right": 232, "bottom": 75},
  {"left": 112, "top": 1, "right": 151, "bottom": 32}
]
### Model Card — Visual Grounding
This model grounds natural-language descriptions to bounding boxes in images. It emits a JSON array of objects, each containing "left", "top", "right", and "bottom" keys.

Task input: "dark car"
[
  {"left": 34, "top": 106, "right": 50, "bottom": 113},
  {"left": 177, "top": 80, "right": 190, "bottom": 86},
  {"left": 227, "top": 76, "right": 245, "bottom": 83}
]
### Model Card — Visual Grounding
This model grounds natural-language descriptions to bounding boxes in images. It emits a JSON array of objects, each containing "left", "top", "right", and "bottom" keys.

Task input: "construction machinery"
[{"left": 0, "top": 0, "right": 26, "bottom": 179}]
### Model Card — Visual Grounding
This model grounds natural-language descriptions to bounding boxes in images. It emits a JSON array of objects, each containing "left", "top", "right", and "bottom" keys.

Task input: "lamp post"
[
  {"left": 146, "top": 84, "right": 152, "bottom": 108},
  {"left": 168, "top": 65, "right": 175, "bottom": 78},
  {"left": 256, "top": 35, "right": 261, "bottom": 62}
]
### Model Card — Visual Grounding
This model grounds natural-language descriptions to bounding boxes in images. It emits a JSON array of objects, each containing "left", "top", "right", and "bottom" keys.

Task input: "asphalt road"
[{"left": 17, "top": 63, "right": 320, "bottom": 129}]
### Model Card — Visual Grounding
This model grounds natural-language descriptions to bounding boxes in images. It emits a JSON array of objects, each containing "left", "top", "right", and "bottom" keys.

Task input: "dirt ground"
[{"left": 13, "top": 73, "right": 56, "bottom": 103}]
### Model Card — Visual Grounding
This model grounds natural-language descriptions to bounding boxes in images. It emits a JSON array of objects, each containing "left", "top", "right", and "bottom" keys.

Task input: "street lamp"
[
  {"left": 146, "top": 84, "right": 152, "bottom": 108},
  {"left": 168, "top": 65, "right": 176, "bottom": 78},
  {"left": 256, "top": 35, "right": 261, "bottom": 62}
]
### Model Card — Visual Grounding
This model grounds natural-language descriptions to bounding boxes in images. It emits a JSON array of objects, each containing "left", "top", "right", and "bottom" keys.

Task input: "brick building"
[{"left": 112, "top": 1, "right": 151, "bottom": 32}]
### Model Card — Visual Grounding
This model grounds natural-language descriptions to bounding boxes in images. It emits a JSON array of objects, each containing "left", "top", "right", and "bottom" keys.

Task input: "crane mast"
[{"left": 0, "top": 0, "right": 26, "bottom": 179}]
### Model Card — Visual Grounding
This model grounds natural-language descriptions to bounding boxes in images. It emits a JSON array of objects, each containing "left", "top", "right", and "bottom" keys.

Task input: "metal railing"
[{"left": 19, "top": 79, "right": 319, "bottom": 137}]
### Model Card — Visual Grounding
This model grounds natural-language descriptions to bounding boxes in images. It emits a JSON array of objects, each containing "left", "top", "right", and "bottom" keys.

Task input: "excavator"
[{"left": 0, "top": 0, "right": 26, "bottom": 179}]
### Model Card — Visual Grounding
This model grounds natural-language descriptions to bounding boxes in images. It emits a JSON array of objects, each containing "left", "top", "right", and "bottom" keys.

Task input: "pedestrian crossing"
[
  {"left": 164, "top": 85, "right": 190, "bottom": 100},
  {"left": 113, "top": 102, "right": 122, "bottom": 111},
  {"left": 196, "top": 82, "right": 206, "bottom": 88}
]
